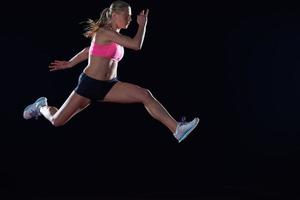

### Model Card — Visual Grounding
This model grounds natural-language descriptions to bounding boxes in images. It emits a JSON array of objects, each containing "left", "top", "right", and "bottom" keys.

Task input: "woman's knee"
[
  {"left": 139, "top": 88, "right": 154, "bottom": 103},
  {"left": 50, "top": 116, "right": 67, "bottom": 127}
]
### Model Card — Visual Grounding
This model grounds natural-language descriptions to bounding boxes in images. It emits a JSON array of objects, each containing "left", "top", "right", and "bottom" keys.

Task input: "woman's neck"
[{"left": 105, "top": 23, "right": 120, "bottom": 33}]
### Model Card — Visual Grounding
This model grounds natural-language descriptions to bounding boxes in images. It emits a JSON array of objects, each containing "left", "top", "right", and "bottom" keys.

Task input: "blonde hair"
[{"left": 83, "top": 0, "right": 130, "bottom": 38}]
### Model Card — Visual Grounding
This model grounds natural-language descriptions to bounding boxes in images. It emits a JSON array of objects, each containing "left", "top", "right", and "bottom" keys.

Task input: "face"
[{"left": 113, "top": 7, "right": 132, "bottom": 29}]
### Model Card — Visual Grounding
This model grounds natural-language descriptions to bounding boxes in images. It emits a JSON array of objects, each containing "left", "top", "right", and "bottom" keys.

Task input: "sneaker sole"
[
  {"left": 23, "top": 103, "right": 39, "bottom": 120},
  {"left": 23, "top": 104, "right": 34, "bottom": 119},
  {"left": 23, "top": 97, "right": 47, "bottom": 120},
  {"left": 178, "top": 118, "right": 200, "bottom": 143}
]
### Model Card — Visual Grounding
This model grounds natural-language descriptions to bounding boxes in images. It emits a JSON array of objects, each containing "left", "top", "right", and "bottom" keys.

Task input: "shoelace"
[
  {"left": 175, "top": 116, "right": 188, "bottom": 139},
  {"left": 180, "top": 116, "right": 186, "bottom": 125}
]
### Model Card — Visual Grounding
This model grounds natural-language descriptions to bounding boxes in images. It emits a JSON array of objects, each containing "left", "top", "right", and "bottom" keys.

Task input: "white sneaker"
[
  {"left": 174, "top": 117, "right": 200, "bottom": 143},
  {"left": 23, "top": 97, "right": 48, "bottom": 120}
]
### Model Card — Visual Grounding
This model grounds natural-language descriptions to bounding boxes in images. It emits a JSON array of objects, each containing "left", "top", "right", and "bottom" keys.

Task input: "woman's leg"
[
  {"left": 40, "top": 91, "right": 91, "bottom": 127},
  {"left": 103, "top": 82, "right": 177, "bottom": 133}
]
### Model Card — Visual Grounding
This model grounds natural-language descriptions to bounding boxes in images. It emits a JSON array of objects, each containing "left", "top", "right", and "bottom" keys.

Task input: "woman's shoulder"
[
  {"left": 97, "top": 27, "right": 114, "bottom": 34},
  {"left": 94, "top": 28, "right": 113, "bottom": 43},
  {"left": 95, "top": 28, "right": 122, "bottom": 42}
]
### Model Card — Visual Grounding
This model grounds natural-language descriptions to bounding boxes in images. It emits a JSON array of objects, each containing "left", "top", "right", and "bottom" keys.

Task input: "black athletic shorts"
[{"left": 74, "top": 73, "right": 118, "bottom": 101}]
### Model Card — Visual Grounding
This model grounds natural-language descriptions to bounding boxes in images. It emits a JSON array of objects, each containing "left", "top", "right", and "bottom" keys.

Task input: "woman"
[{"left": 23, "top": 0, "right": 199, "bottom": 143}]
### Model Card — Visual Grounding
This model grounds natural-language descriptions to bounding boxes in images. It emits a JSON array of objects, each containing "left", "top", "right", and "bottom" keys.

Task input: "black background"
[{"left": 1, "top": 0, "right": 300, "bottom": 199}]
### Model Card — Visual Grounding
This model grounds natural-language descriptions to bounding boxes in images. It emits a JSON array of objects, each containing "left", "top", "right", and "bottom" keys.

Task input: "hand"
[
  {"left": 49, "top": 60, "right": 72, "bottom": 71},
  {"left": 137, "top": 9, "right": 149, "bottom": 26}
]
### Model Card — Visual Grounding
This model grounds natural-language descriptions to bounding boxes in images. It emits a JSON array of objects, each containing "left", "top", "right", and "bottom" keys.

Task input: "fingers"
[
  {"left": 139, "top": 9, "right": 149, "bottom": 16},
  {"left": 49, "top": 60, "right": 66, "bottom": 67},
  {"left": 49, "top": 66, "right": 57, "bottom": 72},
  {"left": 48, "top": 60, "right": 67, "bottom": 71},
  {"left": 49, "top": 65, "right": 58, "bottom": 71},
  {"left": 145, "top": 9, "right": 149, "bottom": 17},
  {"left": 50, "top": 60, "right": 64, "bottom": 66}
]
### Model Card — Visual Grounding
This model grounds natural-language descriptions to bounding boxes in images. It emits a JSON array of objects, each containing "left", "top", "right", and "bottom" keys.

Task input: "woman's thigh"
[
  {"left": 53, "top": 91, "right": 91, "bottom": 123},
  {"left": 102, "top": 81, "right": 149, "bottom": 103}
]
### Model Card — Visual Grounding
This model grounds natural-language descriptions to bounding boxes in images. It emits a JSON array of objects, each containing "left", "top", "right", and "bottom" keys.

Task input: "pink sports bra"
[{"left": 89, "top": 41, "right": 124, "bottom": 62}]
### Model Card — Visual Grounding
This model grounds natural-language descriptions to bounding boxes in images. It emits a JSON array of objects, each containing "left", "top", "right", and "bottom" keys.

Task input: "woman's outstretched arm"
[{"left": 49, "top": 47, "right": 89, "bottom": 71}]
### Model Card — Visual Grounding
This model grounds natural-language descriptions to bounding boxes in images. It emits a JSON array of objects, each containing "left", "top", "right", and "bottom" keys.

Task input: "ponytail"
[{"left": 83, "top": 7, "right": 111, "bottom": 38}]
